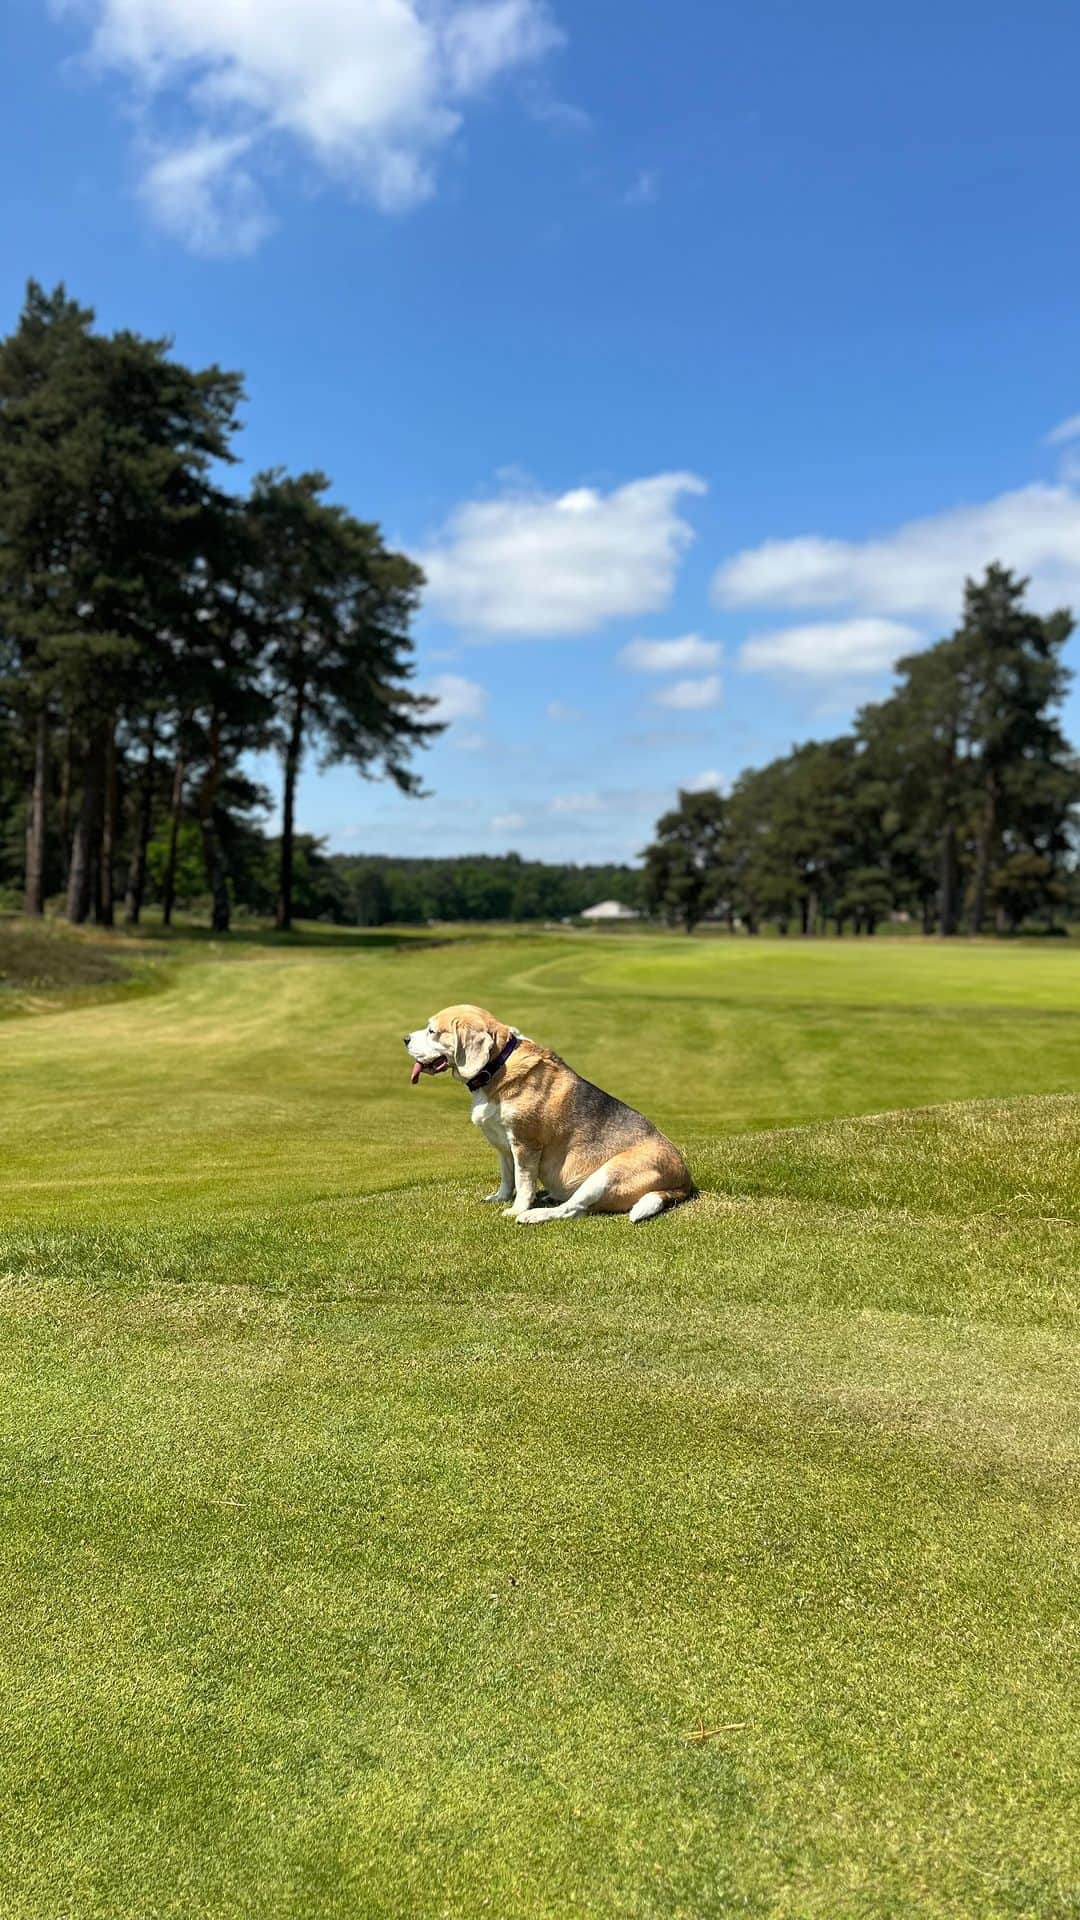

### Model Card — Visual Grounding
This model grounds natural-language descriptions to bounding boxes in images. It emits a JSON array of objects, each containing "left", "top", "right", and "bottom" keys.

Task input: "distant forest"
[
  {"left": 131, "top": 840, "right": 645, "bottom": 927},
  {"left": 2, "top": 283, "right": 1077, "bottom": 936}
]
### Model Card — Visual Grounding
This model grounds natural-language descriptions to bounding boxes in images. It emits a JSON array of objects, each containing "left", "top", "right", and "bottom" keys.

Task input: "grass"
[
  {"left": 0, "top": 915, "right": 167, "bottom": 1017},
  {"left": 0, "top": 924, "right": 1078, "bottom": 1917}
]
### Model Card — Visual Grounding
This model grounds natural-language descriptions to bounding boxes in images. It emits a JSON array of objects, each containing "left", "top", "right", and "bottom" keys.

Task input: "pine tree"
[
  {"left": 641, "top": 789, "right": 728, "bottom": 932},
  {"left": 857, "top": 634, "right": 974, "bottom": 934},
  {"left": 246, "top": 471, "right": 437, "bottom": 932},
  {"left": 953, "top": 565, "right": 1074, "bottom": 934},
  {"left": 173, "top": 497, "right": 272, "bottom": 934},
  {"left": 0, "top": 284, "right": 97, "bottom": 914},
  {"left": 0, "top": 282, "right": 244, "bottom": 923}
]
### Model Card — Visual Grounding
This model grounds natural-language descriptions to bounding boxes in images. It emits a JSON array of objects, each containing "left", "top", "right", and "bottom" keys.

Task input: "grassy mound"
[
  {"left": 0, "top": 929, "right": 1077, "bottom": 1916},
  {"left": 0, "top": 917, "right": 162, "bottom": 1018}
]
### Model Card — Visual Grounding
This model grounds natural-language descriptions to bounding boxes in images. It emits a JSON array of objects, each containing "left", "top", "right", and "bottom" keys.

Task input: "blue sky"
[{"left": 5, "top": 0, "right": 1080, "bottom": 862}]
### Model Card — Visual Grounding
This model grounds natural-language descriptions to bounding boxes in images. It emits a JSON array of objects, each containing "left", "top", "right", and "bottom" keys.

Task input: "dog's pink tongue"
[{"left": 410, "top": 1061, "right": 422, "bottom": 1085}]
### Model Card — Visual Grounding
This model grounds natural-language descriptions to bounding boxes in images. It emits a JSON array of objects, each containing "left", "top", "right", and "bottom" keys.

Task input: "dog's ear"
[{"left": 450, "top": 1018, "right": 495, "bottom": 1082}]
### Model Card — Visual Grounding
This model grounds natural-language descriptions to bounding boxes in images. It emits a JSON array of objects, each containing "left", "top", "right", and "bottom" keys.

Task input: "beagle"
[{"left": 404, "top": 1003, "right": 693, "bottom": 1225}]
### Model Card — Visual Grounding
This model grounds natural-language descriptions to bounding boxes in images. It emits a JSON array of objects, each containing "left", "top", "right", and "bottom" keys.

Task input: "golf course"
[{"left": 1, "top": 921, "right": 1078, "bottom": 1919}]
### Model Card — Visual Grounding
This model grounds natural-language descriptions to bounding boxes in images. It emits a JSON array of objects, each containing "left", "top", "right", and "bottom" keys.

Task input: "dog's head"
[{"left": 403, "top": 1004, "right": 512, "bottom": 1086}]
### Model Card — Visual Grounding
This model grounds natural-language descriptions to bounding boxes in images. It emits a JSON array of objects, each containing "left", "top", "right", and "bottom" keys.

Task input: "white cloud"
[
  {"left": 526, "top": 87, "right": 590, "bottom": 133},
  {"left": 712, "top": 482, "right": 1080, "bottom": 621},
  {"left": 422, "top": 471, "right": 706, "bottom": 635},
  {"left": 139, "top": 132, "right": 271, "bottom": 255},
  {"left": 424, "top": 672, "right": 488, "bottom": 723},
  {"left": 546, "top": 699, "right": 581, "bottom": 721},
  {"left": 684, "top": 769, "right": 725, "bottom": 792},
  {"left": 619, "top": 633, "right": 720, "bottom": 673},
  {"left": 1046, "top": 415, "right": 1080, "bottom": 447},
  {"left": 545, "top": 785, "right": 671, "bottom": 836},
  {"left": 67, "top": 0, "right": 563, "bottom": 250},
  {"left": 653, "top": 674, "right": 722, "bottom": 711},
  {"left": 336, "top": 782, "right": 666, "bottom": 860},
  {"left": 442, "top": 0, "right": 558, "bottom": 91},
  {"left": 550, "top": 791, "right": 605, "bottom": 814},
  {"left": 739, "top": 617, "right": 921, "bottom": 681}
]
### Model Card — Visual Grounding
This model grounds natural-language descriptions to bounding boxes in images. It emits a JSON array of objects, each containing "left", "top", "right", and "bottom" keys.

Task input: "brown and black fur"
[{"left": 404, "top": 1003, "right": 693, "bottom": 1224}]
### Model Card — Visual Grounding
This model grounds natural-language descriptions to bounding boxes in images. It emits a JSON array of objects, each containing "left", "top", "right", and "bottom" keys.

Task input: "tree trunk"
[
  {"left": 66, "top": 725, "right": 106, "bottom": 924},
  {"left": 1044, "top": 860, "right": 1058, "bottom": 934},
  {"left": 97, "top": 716, "right": 118, "bottom": 926},
  {"left": 161, "top": 741, "right": 187, "bottom": 928},
  {"left": 276, "top": 688, "right": 304, "bottom": 932},
  {"left": 969, "top": 774, "right": 997, "bottom": 937},
  {"left": 124, "top": 721, "right": 156, "bottom": 926},
  {"left": 200, "top": 813, "right": 231, "bottom": 934},
  {"left": 23, "top": 707, "right": 48, "bottom": 917},
  {"left": 939, "top": 822, "right": 959, "bottom": 936},
  {"left": 198, "top": 710, "right": 230, "bottom": 934},
  {"left": 58, "top": 726, "right": 73, "bottom": 888},
  {"left": 921, "top": 896, "right": 935, "bottom": 937}
]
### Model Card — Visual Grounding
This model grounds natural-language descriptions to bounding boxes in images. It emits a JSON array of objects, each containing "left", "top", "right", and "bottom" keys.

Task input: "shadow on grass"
[
  {"left": 133, "top": 921, "right": 421, "bottom": 952},
  {"left": 130, "top": 917, "right": 556, "bottom": 953}
]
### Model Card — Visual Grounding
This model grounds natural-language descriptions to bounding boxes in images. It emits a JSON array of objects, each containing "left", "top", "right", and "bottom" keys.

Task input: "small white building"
[{"left": 580, "top": 899, "right": 640, "bottom": 921}]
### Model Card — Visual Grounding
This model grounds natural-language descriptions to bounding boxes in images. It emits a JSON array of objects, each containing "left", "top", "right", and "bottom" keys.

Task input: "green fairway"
[{"left": 1, "top": 926, "right": 1078, "bottom": 1917}]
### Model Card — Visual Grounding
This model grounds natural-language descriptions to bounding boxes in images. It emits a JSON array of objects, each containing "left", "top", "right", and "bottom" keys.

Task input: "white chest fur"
[{"left": 471, "top": 1092, "right": 513, "bottom": 1152}]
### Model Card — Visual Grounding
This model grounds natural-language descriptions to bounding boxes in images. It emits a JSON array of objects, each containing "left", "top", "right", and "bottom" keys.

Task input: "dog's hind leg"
[
  {"left": 514, "top": 1163, "right": 612, "bottom": 1225},
  {"left": 516, "top": 1150, "right": 690, "bottom": 1225}
]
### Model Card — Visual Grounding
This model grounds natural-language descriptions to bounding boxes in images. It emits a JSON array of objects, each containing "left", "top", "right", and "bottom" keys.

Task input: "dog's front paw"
[
  {"left": 482, "top": 1189, "right": 512, "bottom": 1203},
  {"left": 515, "top": 1207, "right": 553, "bottom": 1226}
]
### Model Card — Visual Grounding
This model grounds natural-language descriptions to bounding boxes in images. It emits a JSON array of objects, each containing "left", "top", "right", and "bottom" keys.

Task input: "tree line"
[
  {"left": 0, "top": 283, "right": 436, "bottom": 932},
  {"left": 321, "top": 854, "right": 645, "bottom": 925},
  {"left": 642, "top": 565, "right": 1079, "bottom": 934},
  {"left": 82, "top": 824, "right": 643, "bottom": 928}
]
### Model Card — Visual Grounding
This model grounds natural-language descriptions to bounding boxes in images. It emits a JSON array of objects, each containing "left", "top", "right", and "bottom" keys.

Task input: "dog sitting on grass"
[{"left": 404, "top": 1003, "right": 693, "bottom": 1225}]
